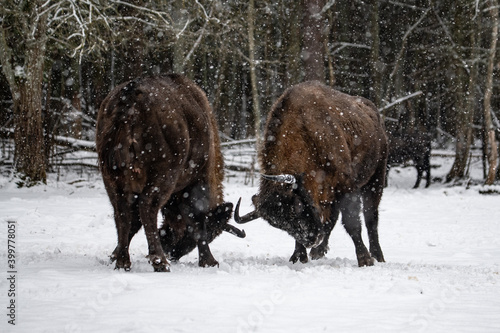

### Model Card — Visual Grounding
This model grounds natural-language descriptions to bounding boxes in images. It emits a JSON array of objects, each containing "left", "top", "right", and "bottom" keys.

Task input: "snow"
[{"left": 1, "top": 154, "right": 499, "bottom": 333}]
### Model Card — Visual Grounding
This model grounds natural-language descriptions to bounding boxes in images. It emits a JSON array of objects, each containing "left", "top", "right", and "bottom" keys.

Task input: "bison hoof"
[
  {"left": 154, "top": 265, "right": 171, "bottom": 272},
  {"left": 148, "top": 255, "right": 170, "bottom": 272},
  {"left": 114, "top": 261, "right": 131, "bottom": 271},
  {"left": 289, "top": 252, "right": 308, "bottom": 264},
  {"left": 357, "top": 255, "right": 374, "bottom": 267},
  {"left": 309, "top": 245, "right": 329, "bottom": 260},
  {"left": 369, "top": 246, "right": 385, "bottom": 263},
  {"left": 112, "top": 252, "right": 131, "bottom": 270},
  {"left": 199, "top": 258, "right": 219, "bottom": 268}
]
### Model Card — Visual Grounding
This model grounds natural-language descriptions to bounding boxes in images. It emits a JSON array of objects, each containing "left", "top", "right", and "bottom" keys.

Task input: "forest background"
[{"left": 0, "top": 0, "right": 499, "bottom": 186}]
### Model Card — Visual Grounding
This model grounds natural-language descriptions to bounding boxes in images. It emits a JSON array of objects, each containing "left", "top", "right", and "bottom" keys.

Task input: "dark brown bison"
[
  {"left": 96, "top": 74, "right": 244, "bottom": 272},
  {"left": 386, "top": 130, "right": 431, "bottom": 188},
  {"left": 235, "top": 81, "right": 388, "bottom": 267}
]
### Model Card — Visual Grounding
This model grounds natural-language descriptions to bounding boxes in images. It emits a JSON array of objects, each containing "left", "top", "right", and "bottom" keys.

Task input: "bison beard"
[
  {"left": 96, "top": 74, "right": 244, "bottom": 272},
  {"left": 235, "top": 81, "right": 388, "bottom": 267}
]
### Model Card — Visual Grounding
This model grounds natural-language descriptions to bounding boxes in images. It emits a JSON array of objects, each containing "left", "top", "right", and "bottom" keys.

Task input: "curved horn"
[
  {"left": 234, "top": 198, "right": 260, "bottom": 224},
  {"left": 222, "top": 224, "right": 246, "bottom": 238},
  {"left": 261, "top": 174, "right": 296, "bottom": 184}
]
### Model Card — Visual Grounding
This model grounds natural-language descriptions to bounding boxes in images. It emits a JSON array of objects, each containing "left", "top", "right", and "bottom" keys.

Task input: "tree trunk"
[
  {"left": 301, "top": 0, "right": 326, "bottom": 82},
  {"left": 484, "top": 0, "right": 498, "bottom": 185},
  {"left": 248, "top": 0, "right": 261, "bottom": 143},
  {"left": 446, "top": 3, "right": 479, "bottom": 183},
  {"left": 0, "top": 2, "right": 49, "bottom": 185},
  {"left": 283, "top": 1, "right": 302, "bottom": 87}
]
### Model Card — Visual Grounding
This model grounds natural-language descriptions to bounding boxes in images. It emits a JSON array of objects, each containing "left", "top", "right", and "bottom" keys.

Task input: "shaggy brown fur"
[
  {"left": 96, "top": 74, "right": 239, "bottom": 271},
  {"left": 237, "top": 81, "right": 388, "bottom": 267}
]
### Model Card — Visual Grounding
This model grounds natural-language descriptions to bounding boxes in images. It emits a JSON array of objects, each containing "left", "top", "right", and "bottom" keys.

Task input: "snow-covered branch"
[
  {"left": 389, "top": 8, "right": 430, "bottom": 79},
  {"left": 109, "top": 0, "right": 173, "bottom": 27},
  {"left": 378, "top": 91, "right": 423, "bottom": 113},
  {"left": 330, "top": 42, "right": 370, "bottom": 55}
]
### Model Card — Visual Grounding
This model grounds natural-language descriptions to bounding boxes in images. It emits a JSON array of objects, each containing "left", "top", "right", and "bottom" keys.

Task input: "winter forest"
[
  {"left": 1, "top": 1, "right": 500, "bottom": 333},
  {"left": 1, "top": 0, "right": 500, "bottom": 184}
]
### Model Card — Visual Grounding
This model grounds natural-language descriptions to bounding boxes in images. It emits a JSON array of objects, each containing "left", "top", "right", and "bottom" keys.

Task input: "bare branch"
[
  {"left": 109, "top": 0, "right": 172, "bottom": 26},
  {"left": 379, "top": 91, "right": 423, "bottom": 113}
]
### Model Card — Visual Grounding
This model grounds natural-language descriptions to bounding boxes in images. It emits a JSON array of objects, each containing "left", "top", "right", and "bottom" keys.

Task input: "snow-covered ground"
[{"left": 1, "top": 154, "right": 499, "bottom": 333}]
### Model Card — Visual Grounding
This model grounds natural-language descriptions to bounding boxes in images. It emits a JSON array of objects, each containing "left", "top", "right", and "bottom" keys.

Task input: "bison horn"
[
  {"left": 234, "top": 198, "right": 260, "bottom": 224},
  {"left": 222, "top": 224, "right": 246, "bottom": 238},
  {"left": 261, "top": 174, "right": 296, "bottom": 184}
]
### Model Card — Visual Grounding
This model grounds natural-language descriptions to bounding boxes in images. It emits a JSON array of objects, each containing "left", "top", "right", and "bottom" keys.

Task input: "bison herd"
[{"left": 96, "top": 74, "right": 430, "bottom": 272}]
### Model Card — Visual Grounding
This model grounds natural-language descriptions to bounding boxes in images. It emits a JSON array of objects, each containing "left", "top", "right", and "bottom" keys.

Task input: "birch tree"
[
  {"left": 247, "top": 0, "right": 261, "bottom": 143},
  {"left": 483, "top": 0, "right": 498, "bottom": 185}
]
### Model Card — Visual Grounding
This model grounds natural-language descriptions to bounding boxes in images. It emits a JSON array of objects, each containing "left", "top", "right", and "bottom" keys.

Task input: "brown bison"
[
  {"left": 386, "top": 130, "right": 432, "bottom": 188},
  {"left": 96, "top": 74, "right": 244, "bottom": 272},
  {"left": 235, "top": 81, "right": 388, "bottom": 267}
]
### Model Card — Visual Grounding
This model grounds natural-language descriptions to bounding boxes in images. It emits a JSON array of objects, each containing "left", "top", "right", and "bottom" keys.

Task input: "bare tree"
[
  {"left": 0, "top": 1, "right": 173, "bottom": 185},
  {"left": 0, "top": 1, "right": 49, "bottom": 184}
]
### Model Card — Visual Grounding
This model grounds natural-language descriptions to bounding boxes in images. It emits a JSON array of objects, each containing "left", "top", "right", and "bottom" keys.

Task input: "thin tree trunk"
[
  {"left": 484, "top": 0, "right": 498, "bottom": 185},
  {"left": 248, "top": 0, "right": 261, "bottom": 144},
  {"left": 283, "top": 1, "right": 301, "bottom": 87}
]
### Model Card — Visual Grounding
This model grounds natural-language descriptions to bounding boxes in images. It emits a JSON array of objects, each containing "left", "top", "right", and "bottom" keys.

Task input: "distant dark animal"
[
  {"left": 234, "top": 81, "right": 388, "bottom": 267},
  {"left": 96, "top": 74, "right": 245, "bottom": 272},
  {"left": 386, "top": 131, "right": 431, "bottom": 188}
]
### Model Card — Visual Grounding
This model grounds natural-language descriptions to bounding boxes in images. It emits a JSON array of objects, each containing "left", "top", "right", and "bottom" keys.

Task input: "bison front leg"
[
  {"left": 340, "top": 194, "right": 374, "bottom": 267},
  {"left": 290, "top": 241, "right": 308, "bottom": 263},
  {"left": 197, "top": 217, "right": 219, "bottom": 267},
  {"left": 310, "top": 207, "right": 339, "bottom": 260}
]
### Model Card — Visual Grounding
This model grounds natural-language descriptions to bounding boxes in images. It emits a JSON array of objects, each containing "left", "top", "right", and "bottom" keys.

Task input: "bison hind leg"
[
  {"left": 339, "top": 193, "right": 374, "bottom": 267},
  {"left": 109, "top": 196, "right": 143, "bottom": 271}
]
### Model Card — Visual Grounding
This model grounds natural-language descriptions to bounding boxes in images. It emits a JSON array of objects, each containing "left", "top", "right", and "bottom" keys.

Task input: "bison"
[
  {"left": 96, "top": 74, "right": 244, "bottom": 272},
  {"left": 235, "top": 81, "right": 388, "bottom": 267},
  {"left": 386, "top": 130, "right": 431, "bottom": 188}
]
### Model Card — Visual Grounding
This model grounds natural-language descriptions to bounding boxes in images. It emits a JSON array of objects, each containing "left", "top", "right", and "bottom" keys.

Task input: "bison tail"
[{"left": 101, "top": 80, "right": 144, "bottom": 173}]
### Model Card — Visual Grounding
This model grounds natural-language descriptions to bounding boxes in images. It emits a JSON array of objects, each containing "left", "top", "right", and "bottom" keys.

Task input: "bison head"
[
  {"left": 235, "top": 174, "right": 324, "bottom": 249},
  {"left": 160, "top": 202, "right": 245, "bottom": 261}
]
